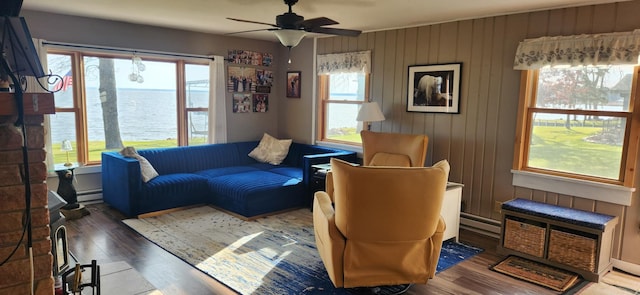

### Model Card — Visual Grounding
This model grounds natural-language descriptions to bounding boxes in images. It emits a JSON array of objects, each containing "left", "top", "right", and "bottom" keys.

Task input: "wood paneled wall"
[{"left": 315, "top": 1, "right": 640, "bottom": 263}]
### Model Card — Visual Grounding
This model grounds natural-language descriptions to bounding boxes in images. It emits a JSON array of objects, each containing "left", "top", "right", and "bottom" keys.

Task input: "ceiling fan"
[{"left": 227, "top": 0, "right": 362, "bottom": 48}]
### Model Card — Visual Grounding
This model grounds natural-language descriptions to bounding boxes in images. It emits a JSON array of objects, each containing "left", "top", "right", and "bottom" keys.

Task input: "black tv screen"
[
  {"left": 1, "top": 16, "right": 45, "bottom": 78},
  {"left": 0, "top": 0, "right": 23, "bottom": 17}
]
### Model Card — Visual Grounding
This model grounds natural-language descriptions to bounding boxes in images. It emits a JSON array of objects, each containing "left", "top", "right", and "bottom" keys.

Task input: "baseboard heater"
[
  {"left": 77, "top": 189, "right": 102, "bottom": 204},
  {"left": 459, "top": 212, "right": 502, "bottom": 239}
]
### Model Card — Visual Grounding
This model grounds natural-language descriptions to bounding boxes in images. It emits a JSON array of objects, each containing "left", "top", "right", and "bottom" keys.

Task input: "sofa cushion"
[
  {"left": 248, "top": 133, "right": 292, "bottom": 165},
  {"left": 267, "top": 166, "right": 303, "bottom": 179},
  {"left": 138, "top": 173, "right": 210, "bottom": 214},
  {"left": 206, "top": 170, "right": 305, "bottom": 217},
  {"left": 208, "top": 170, "right": 302, "bottom": 197},
  {"left": 142, "top": 173, "right": 209, "bottom": 196},
  {"left": 194, "top": 166, "right": 260, "bottom": 178}
]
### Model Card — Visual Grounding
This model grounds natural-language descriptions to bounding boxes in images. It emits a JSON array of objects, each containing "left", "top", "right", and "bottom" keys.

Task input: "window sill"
[
  {"left": 48, "top": 164, "right": 102, "bottom": 177},
  {"left": 511, "top": 170, "right": 635, "bottom": 206}
]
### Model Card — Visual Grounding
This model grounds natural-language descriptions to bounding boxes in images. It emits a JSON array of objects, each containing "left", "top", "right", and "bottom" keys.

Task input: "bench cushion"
[{"left": 502, "top": 198, "right": 615, "bottom": 230}]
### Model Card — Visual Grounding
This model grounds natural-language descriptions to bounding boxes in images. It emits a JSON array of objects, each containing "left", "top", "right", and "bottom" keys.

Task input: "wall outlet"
[{"left": 494, "top": 201, "right": 503, "bottom": 213}]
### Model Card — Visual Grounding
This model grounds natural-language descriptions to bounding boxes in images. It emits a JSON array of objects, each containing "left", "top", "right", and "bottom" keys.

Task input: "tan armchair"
[
  {"left": 361, "top": 130, "right": 428, "bottom": 167},
  {"left": 313, "top": 158, "right": 450, "bottom": 288},
  {"left": 324, "top": 131, "right": 429, "bottom": 201}
]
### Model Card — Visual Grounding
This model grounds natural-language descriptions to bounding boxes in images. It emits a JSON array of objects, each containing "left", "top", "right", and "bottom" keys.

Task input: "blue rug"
[{"left": 123, "top": 206, "right": 483, "bottom": 295}]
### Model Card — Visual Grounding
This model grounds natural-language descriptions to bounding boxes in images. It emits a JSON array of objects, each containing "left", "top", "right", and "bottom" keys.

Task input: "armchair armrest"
[
  {"left": 325, "top": 171, "right": 335, "bottom": 202},
  {"left": 313, "top": 191, "right": 346, "bottom": 287},
  {"left": 428, "top": 216, "right": 446, "bottom": 278}
]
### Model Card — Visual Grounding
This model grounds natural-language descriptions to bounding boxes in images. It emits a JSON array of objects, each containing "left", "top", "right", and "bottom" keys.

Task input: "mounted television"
[
  {"left": 1, "top": 16, "right": 45, "bottom": 78},
  {"left": 0, "top": 0, "right": 22, "bottom": 17}
]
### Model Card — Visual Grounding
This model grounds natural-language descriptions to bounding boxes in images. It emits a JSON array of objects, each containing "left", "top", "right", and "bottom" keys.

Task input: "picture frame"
[
  {"left": 286, "top": 71, "right": 301, "bottom": 98},
  {"left": 227, "top": 66, "right": 256, "bottom": 93},
  {"left": 407, "top": 63, "right": 461, "bottom": 113},
  {"left": 252, "top": 94, "right": 268, "bottom": 112}
]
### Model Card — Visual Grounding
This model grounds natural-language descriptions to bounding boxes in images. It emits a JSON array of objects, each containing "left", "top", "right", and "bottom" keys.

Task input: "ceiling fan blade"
[
  {"left": 307, "top": 27, "right": 362, "bottom": 37},
  {"left": 225, "top": 28, "right": 273, "bottom": 35},
  {"left": 227, "top": 17, "right": 278, "bottom": 28},
  {"left": 299, "top": 17, "right": 338, "bottom": 28}
]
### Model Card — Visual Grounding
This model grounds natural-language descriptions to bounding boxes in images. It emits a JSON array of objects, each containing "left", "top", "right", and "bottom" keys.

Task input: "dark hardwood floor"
[{"left": 64, "top": 203, "right": 571, "bottom": 295}]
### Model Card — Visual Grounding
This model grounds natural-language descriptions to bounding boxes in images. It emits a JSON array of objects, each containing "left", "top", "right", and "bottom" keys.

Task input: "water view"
[{"left": 50, "top": 88, "right": 208, "bottom": 144}]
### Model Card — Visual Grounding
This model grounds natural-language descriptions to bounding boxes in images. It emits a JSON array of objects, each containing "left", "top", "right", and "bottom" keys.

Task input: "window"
[
  {"left": 514, "top": 65, "right": 640, "bottom": 186},
  {"left": 316, "top": 50, "right": 372, "bottom": 145},
  {"left": 47, "top": 50, "right": 209, "bottom": 165},
  {"left": 185, "top": 64, "right": 210, "bottom": 146},
  {"left": 317, "top": 72, "right": 369, "bottom": 144}
]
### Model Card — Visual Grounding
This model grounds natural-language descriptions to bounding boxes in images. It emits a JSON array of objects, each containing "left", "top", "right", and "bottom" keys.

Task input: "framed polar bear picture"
[{"left": 407, "top": 63, "right": 461, "bottom": 113}]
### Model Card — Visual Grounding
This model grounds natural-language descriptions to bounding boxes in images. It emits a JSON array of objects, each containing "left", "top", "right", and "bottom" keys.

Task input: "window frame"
[
  {"left": 316, "top": 73, "right": 370, "bottom": 145},
  {"left": 47, "top": 48, "right": 209, "bottom": 165},
  {"left": 513, "top": 67, "right": 640, "bottom": 188}
]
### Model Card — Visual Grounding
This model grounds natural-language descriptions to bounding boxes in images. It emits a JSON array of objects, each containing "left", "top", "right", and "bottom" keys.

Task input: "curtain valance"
[
  {"left": 514, "top": 29, "right": 640, "bottom": 70},
  {"left": 317, "top": 50, "right": 371, "bottom": 75}
]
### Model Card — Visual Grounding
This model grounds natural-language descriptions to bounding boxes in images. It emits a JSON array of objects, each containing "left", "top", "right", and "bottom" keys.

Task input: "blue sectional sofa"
[{"left": 101, "top": 141, "right": 357, "bottom": 218}]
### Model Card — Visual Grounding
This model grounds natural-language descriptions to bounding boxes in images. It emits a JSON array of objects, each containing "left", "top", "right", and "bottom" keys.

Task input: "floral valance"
[
  {"left": 514, "top": 29, "right": 640, "bottom": 70},
  {"left": 317, "top": 50, "right": 371, "bottom": 75}
]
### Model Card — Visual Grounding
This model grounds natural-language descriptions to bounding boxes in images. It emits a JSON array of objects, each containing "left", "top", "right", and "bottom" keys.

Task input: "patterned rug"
[
  {"left": 123, "top": 206, "right": 482, "bottom": 295},
  {"left": 492, "top": 256, "right": 580, "bottom": 292}
]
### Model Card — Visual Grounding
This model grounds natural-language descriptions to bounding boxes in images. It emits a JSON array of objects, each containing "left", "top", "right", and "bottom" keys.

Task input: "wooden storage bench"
[{"left": 498, "top": 198, "right": 618, "bottom": 282}]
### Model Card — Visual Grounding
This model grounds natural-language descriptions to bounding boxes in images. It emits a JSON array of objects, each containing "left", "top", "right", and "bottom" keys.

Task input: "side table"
[
  {"left": 309, "top": 163, "right": 331, "bottom": 209},
  {"left": 442, "top": 182, "right": 463, "bottom": 242}
]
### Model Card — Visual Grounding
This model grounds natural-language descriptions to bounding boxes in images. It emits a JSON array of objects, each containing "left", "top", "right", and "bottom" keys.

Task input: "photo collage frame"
[{"left": 227, "top": 49, "right": 274, "bottom": 113}]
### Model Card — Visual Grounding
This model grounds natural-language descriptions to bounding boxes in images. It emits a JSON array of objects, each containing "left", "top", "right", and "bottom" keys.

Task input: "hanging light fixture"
[
  {"left": 273, "top": 29, "right": 306, "bottom": 48},
  {"left": 129, "top": 54, "right": 145, "bottom": 83},
  {"left": 273, "top": 29, "right": 306, "bottom": 64}
]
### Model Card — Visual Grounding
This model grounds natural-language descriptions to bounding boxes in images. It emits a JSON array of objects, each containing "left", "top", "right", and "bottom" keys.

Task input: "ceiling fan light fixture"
[{"left": 274, "top": 29, "right": 306, "bottom": 47}]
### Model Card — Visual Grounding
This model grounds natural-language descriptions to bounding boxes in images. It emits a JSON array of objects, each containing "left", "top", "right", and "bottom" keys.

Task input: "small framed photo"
[
  {"left": 286, "top": 71, "right": 301, "bottom": 98},
  {"left": 407, "top": 63, "right": 461, "bottom": 113},
  {"left": 253, "top": 94, "right": 268, "bottom": 112}
]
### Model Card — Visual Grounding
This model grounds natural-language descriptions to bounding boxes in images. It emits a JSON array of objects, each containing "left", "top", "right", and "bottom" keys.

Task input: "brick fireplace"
[{"left": 0, "top": 92, "right": 55, "bottom": 294}]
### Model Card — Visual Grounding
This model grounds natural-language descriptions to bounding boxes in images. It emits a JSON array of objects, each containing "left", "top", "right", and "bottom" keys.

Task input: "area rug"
[
  {"left": 491, "top": 255, "right": 580, "bottom": 292},
  {"left": 123, "top": 206, "right": 482, "bottom": 295}
]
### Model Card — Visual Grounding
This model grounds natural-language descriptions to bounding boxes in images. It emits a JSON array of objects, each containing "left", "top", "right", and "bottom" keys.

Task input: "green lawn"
[
  {"left": 326, "top": 127, "right": 361, "bottom": 143},
  {"left": 51, "top": 139, "right": 182, "bottom": 164},
  {"left": 529, "top": 126, "right": 622, "bottom": 179},
  {"left": 54, "top": 125, "right": 620, "bottom": 181}
]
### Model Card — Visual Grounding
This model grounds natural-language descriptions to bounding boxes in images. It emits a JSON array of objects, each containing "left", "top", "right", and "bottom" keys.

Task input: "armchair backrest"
[
  {"left": 331, "top": 158, "right": 449, "bottom": 241},
  {"left": 360, "top": 130, "right": 428, "bottom": 167}
]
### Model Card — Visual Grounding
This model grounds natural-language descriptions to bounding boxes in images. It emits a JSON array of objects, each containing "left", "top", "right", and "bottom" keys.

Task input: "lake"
[{"left": 50, "top": 88, "right": 208, "bottom": 143}]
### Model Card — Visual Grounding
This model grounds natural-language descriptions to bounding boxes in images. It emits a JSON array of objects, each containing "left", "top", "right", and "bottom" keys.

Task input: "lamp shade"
[
  {"left": 273, "top": 29, "right": 306, "bottom": 48},
  {"left": 356, "top": 102, "right": 385, "bottom": 122},
  {"left": 61, "top": 139, "right": 73, "bottom": 151}
]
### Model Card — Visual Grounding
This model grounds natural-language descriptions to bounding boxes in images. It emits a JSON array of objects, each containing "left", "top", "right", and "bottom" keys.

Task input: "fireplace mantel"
[{"left": 0, "top": 92, "right": 54, "bottom": 115}]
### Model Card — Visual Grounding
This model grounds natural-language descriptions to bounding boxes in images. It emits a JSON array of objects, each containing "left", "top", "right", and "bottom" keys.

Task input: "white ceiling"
[{"left": 22, "top": 0, "right": 627, "bottom": 43}]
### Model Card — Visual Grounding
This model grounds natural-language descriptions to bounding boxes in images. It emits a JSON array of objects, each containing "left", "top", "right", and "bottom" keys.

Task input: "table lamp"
[
  {"left": 61, "top": 139, "right": 73, "bottom": 167},
  {"left": 356, "top": 101, "right": 385, "bottom": 130}
]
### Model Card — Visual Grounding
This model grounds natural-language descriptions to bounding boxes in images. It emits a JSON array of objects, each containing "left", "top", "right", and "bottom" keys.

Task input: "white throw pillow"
[
  {"left": 248, "top": 133, "right": 293, "bottom": 165},
  {"left": 120, "top": 146, "right": 159, "bottom": 183}
]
